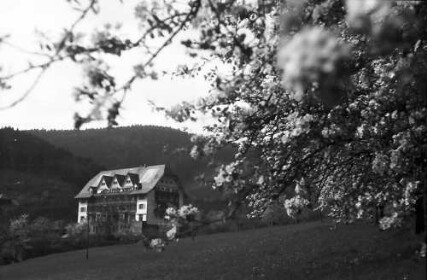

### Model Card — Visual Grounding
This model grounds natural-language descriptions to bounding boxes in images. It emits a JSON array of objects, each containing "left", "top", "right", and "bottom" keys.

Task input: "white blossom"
[
  {"left": 278, "top": 27, "right": 349, "bottom": 99},
  {"left": 284, "top": 195, "right": 309, "bottom": 217}
]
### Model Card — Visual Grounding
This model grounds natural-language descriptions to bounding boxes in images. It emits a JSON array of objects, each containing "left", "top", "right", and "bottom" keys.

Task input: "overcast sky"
[{"left": 0, "top": 0, "right": 211, "bottom": 132}]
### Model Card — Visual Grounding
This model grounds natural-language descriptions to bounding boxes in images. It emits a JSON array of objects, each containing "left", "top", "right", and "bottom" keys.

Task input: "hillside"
[
  {"left": 0, "top": 222, "right": 424, "bottom": 279},
  {"left": 29, "top": 126, "right": 232, "bottom": 200},
  {"left": 0, "top": 170, "right": 81, "bottom": 221},
  {"left": 0, "top": 128, "right": 103, "bottom": 221}
]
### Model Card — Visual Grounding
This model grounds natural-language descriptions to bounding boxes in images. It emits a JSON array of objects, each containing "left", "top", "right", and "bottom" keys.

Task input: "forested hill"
[
  {"left": 0, "top": 126, "right": 229, "bottom": 222},
  {"left": 28, "top": 125, "right": 233, "bottom": 199},
  {"left": 0, "top": 128, "right": 103, "bottom": 221}
]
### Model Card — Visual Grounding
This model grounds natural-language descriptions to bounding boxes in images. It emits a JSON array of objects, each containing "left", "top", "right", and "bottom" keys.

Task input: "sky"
[{"left": 0, "top": 0, "right": 211, "bottom": 132}]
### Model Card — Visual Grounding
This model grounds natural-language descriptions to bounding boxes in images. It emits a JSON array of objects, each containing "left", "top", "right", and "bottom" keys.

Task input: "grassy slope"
[{"left": 0, "top": 222, "right": 425, "bottom": 280}]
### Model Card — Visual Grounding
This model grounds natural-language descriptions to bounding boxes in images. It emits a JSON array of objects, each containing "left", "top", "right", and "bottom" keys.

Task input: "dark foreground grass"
[{"left": 0, "top": 221, "right": 425, "bottom": 280}]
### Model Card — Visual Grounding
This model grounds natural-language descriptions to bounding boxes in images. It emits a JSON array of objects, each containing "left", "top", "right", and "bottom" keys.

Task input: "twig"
[
  {"left": 1, "top": 40, "right": 52, "bottom": 58},
  {"left": 0, "top": 69, "right": 47, "bottom": 110},
  {"left": 83, "top": 1, "right": 202, "bottom": 121},
  {"left": 0, "top": 0, "right": 97, "bottom": 110}
]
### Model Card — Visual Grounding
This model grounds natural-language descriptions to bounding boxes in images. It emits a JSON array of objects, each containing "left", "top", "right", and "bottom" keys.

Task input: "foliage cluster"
[
  {"left": 0, "top": 214, "right": 141, "bottom": 265},
  {"left": 162, "top": 0, "right": 427, "bottom": 230}
]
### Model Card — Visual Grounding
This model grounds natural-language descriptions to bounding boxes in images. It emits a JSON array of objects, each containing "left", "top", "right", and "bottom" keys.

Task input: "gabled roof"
[
  {"left": 75, "top": 165, "right": 165, "bottom": 199},
  {"left": 114, "top": 174, "right": 126, "bottom": 187},
  {"left": 99, "top": 175, "right": 114, "bottom": 188},
  {"left": 127, "top": 173, "right": 139, "bottom": 184}
]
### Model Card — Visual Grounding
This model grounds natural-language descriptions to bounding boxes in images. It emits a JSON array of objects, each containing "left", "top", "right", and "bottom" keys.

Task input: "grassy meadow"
[{"left": 0, "top": 221, "right": 424, "bottom": 280}]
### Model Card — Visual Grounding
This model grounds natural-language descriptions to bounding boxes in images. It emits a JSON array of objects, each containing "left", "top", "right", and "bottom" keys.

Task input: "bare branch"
[
  {"left": 82, "top": 0, "right": 203, "bottom": 122},
  {"left": 0, "top": 69, "right": 47, "bottom": 110},
  {"left": 0, "top": 0, "right": 97, "bottom": 110},
  {"left": 1, "top": 40, "right": 52, "bottom": 58}
]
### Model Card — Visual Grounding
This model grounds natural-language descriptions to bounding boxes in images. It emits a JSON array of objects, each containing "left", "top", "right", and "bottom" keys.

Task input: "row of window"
[
  {"left": 95, "top": 196, "right": 140, "bottom": 202},
  {"left": 157, "top": 186, "right": 177, "bottom": 192},
  {"left": 80, "top": 214, "right": 146, "bottom": 223},
  {"left": 80, "top": 203, "right": 145, "bottom": 213},
  {"left": 80, "top": 194, "right": 146, "bottom": 203},
  {"left": 99, "top": 187, "right": 136, "bottom": 194},
  {"left": 160, "top": 178, "right": 175, "bottom": 185},
  {"left": 154, "top": 190, "right": 179, "bottom": 202}
]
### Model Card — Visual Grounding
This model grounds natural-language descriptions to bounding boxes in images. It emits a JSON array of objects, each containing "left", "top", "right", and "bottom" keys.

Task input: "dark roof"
[
  {"left": 100, "top": 175, "right": 114, "bottom": 188},
  {"left": 127, "top": 173, "right": 139, "bottom": 184},
  {"left": 75, "top": 165, "right": 165, "bottom": 199},
  {"left": 114, "top": 174, "right": 126, "bottom": 186}
]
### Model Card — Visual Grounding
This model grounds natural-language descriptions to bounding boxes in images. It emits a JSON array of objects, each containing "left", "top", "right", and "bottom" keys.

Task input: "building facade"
[{"left": 75, "top": 165, "right": 184, "bottom": 234}]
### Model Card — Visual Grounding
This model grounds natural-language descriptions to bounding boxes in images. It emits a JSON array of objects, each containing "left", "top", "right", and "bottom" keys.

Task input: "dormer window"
[
  {"left": 98, "top": 176, "right": 113, "bottom": 193},
  {"left": 124, "top": 173, "right": 139, "bottom": 187}
]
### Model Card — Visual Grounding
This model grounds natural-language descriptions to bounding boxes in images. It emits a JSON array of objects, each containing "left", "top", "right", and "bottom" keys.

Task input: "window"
[
  {"left": 139, "top": 204, "right": 145, "bottom": 210},
  {"left": 80, "top": 216, "right": 85, "bottom": 222},
  {"left": 80, "top": 207, "right": 86, "bottom": 212},
  {"left": 138, "top": 214, "right": 146, "bottom": 221}
]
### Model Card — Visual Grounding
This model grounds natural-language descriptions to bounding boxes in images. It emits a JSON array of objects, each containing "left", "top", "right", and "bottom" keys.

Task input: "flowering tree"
[
  {"left": 165, "top": 204, "right": 199, "bottom": 240},
  {"left": 0, "top": 0, "right": 426, "bottom": 242},
  {"left": 164, "top": 0, "right": 427, "bottom": 233}
]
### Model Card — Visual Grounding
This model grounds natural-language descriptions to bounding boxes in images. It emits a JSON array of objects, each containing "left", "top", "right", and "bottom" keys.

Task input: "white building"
[{"left": 75, "top": 164, "right": 184, "bottom": 233}]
